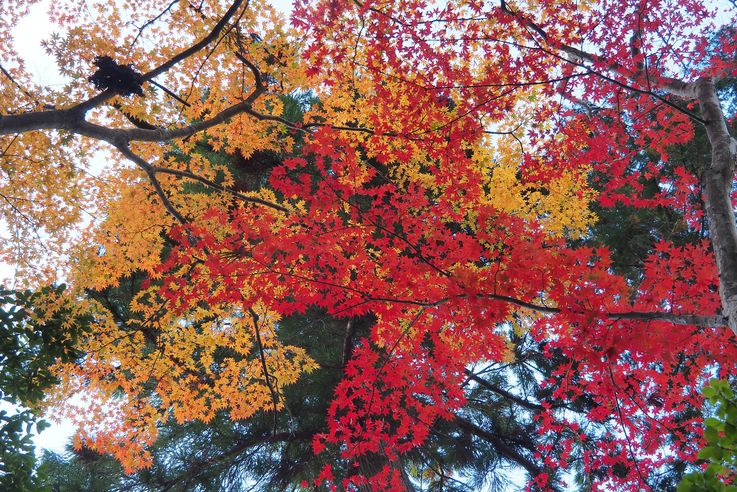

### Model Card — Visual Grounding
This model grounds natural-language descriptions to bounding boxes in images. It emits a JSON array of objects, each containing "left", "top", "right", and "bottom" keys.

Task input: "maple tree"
[{"left": 2, "top": 0, "right": 737, "bottom": 490}]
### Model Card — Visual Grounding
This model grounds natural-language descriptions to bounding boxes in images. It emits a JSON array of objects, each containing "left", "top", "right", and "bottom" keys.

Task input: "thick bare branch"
[
  {"left": 464, "top": 370, "right": 545, "bottom": 411},
  {"left": 0, "top": 84, "right": 265, "bottom": 140},
  {"left": 0, "top": 108, "right": 81, "bottom": 135},
  {"left": 698, "top": 77, "right": 737, "bottom": 335},
  {"left": 455, "top": 416, "right": 545, "bottom": 479}
]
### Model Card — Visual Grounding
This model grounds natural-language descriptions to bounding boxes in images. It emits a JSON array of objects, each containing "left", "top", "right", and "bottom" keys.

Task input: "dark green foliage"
[
  {"left": 0, "top": 408, "right": 45, "bottom": 492},
  {"left": 586, "top": 199, "right": 699, "bottom": 283},
  {"left": 37, "top": 447, "right": 124, "bottom": 492},
  {"left": 678, "top": 379, "right": 737, "bottom": 492},
  {"left": 0, "top": 286, "right": 90, "bottom": 491}
]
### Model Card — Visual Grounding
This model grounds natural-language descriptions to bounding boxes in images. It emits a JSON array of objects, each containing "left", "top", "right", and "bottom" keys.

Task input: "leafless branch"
[{"left": 249, "top": 307, "right": 280, "bottom": 435}]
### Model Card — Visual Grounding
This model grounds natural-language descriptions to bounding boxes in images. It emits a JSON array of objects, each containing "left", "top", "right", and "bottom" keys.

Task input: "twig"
[
  {"left": 249, "top": 307, "right": 280, "bottom": 435},
  {"left": 115, "top": 143, "right": 188, "bottom": 224}
]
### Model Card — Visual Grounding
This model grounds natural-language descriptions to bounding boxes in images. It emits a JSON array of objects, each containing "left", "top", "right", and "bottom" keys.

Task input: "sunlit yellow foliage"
[{"left": 49, "top": 296, "right": 317, "bottom": 471}]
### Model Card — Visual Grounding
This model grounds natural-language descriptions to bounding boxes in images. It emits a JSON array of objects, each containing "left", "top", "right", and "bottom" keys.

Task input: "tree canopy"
[{"left": 2, "top": 0, "right": 737, "bottom": 490}]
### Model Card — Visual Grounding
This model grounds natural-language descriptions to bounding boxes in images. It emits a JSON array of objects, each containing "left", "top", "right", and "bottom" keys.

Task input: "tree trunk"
[{"left": 697, "top": 78, "right": 737, "bottom": 335}]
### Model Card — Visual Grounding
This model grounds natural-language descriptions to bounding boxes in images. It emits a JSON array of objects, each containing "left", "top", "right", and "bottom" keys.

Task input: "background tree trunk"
[{"left": 697, "top": 78, "right": 737, "bottom": 335}]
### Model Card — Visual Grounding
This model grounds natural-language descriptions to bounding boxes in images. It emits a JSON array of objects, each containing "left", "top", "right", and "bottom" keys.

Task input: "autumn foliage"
[{"left": 2, "top": 0, "right": 737, "bottom": 490}]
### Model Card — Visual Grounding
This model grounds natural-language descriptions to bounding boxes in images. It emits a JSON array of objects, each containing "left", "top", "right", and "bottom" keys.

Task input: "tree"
[
  {"left": 2, "top": 0, "right": 737, "bottom": 490},
  {"left": 35, "top": 115, "right": 560, "bottom": 490},
  {"left": 0, "top": 286, "right": 90, "bottom": 491}
]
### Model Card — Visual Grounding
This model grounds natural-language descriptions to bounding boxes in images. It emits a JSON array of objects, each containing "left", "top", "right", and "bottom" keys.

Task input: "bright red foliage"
[{"left": 289, "top": 1, "right": 736, "bottom": 489}]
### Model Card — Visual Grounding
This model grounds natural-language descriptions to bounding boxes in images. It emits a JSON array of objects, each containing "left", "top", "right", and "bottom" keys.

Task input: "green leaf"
[
  {"left": 699, "top": 446, "right": 723, "bottom": 461},
  {"left": 677, "top": 479, "right": 694, "bottom": 492},
  {"left": 706, "top": 418, "right": 724, "bottom": 430}
]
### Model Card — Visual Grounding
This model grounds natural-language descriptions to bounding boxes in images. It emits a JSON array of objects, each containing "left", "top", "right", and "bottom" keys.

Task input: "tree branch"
[
  {"left": 342, "top": 319, "right": 357, "bottom": 367},
  {"left": 464, "top": 370, "right": 545, "bottom": 411},
  {"left": 114, "top": 144, "right": 188, "bottom": 224},
  {"left": 129, "top": 0, "right": 181, "bottom": 51},
  {"left": 259, "top": 264, "right": 728, "bottom": 328},
  {"left": 497, "top": 0, "right": 708, "bottom": 123},
  {"left": 0, "top": 64, "right": 45, "bottom": 109},
  {"left": 0, "top": 82, "right": 264, "bottom": 139},
  {"left": 486, "top": 295, "right": 727, "bottom": 327},
  {"left": 455, "top": 416, "right": 544, "bottom": 478},
  {"left": 74, "top": 0, "right": 249, "bottom": 115},
  {"left": 0, "top": 0, "right": 248, "bottom": 142},
  {"left": 148, "top": 164, "right": 289, "bottom": 213},
  {"left": 156, "top": 429, "right": 314, "bottom": 492},
  {"left": 249, "top": 307, "right": 280, "bottom": 435},
  {"left": 112, "top": 102, "right": 159, "bottom": 130}
]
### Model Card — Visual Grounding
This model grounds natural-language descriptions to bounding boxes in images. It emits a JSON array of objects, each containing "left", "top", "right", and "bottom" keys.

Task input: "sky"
[
  {"left": 13, "top": 2, "right": 64, "bottom": 86},
  {"left": 6, "top": 2, "right": 71, "bottom": 456}
]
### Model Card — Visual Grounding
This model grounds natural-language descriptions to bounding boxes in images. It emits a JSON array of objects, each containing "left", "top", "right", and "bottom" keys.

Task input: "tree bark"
[{"left": 697, "top": 78, "right": 737, "bottom": 336}]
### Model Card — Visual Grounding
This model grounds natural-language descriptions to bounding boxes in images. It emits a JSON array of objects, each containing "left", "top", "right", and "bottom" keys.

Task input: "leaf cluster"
[
  {"left": 0, "top": 286, "right": 90, "bottom": 491},
  {"left": 679, "top": 380, "right": 737, "bottom": 492}
]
